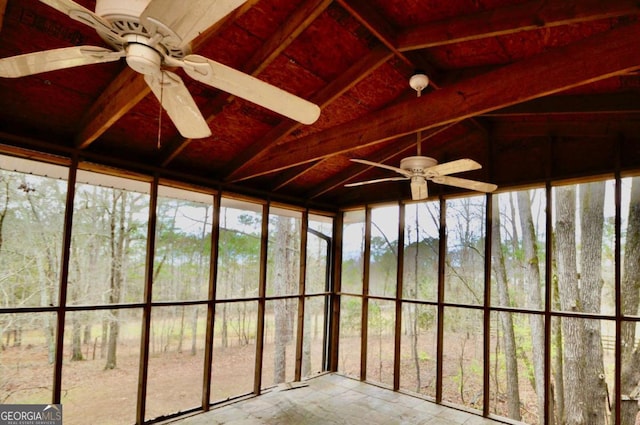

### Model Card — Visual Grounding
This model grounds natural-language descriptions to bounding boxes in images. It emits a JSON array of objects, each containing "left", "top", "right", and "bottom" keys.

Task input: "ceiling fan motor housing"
[
  {"left": 95, "top": 0, "right": 150, "bottom": 19},
  {"left": 95, "top": 0, "right": 187, "bottom": 64},
  {"left": 400, "top": 156, "right": 438, "bottom": 172},
  {"left": 125, "top": 37, "right": 162, "bottom": 75}
]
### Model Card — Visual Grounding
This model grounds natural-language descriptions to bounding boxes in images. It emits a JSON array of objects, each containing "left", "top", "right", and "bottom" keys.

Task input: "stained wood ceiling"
[{"left": 1, "top": 0, "right": 640, "bottom": 209}]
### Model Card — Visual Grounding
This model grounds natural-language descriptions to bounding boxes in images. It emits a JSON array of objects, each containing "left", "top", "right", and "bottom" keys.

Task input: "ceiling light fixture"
[{"left": 409, "top": 71, "right": 429, "bottom": 97}]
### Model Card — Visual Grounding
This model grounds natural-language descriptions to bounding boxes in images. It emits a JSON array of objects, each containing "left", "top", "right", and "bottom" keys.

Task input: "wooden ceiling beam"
[
  {"left": 270, "top": 162, "right": 320, "bottom": 191},
  {"left": 229, "top": 0, "right": 462, "bottom": 187},
  {"left": 227, "top": 0, "right": 424, "bottom": 186},
  {"left": 397, "top": 0, "right": 640, "bottom": 51},
  {"left": 243, "top": 0, "right": 332, "bottom": 75},
  {"left": 336, "top": 0, "right": 410, "bottom": 66},
  {"left": 74, "top": 0, "right": 258, "bottom": 150},
  {"left": 223, "top": 43, "right": 393, "bottom": 180},
  {"left": 158, "top": 0, "right": 331, "bottom": 166},
  {"left": 75, "top": 68, "right": 148, "bottom": 149},
  {"left": 230, "top": 22, "right": 640, "bottom": 181}
]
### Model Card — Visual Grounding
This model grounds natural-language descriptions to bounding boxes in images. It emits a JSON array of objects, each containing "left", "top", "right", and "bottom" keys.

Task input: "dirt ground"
[
  {"left": 0, "top": 336, "right": 325, "bottom": 425},
  {"left": 1, "top": 331, "right": 624, "bottom": 425}
]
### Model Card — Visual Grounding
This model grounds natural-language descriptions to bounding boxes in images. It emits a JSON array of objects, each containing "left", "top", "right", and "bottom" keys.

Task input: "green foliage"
[
  {"left": 341, "top": 298, "right": 362, "bottom": 334},
  {"left": 417, "top": 309, "right": 435, "bottom": 330}
]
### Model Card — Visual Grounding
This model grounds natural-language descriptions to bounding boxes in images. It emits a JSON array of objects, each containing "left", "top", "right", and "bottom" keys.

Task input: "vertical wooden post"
[
  {"left": 253, "top": 202, "right": 269, "bottom": 394},
  {"left": 136, "top": 174, "right": 158, "bottom": 425},
  {"left": 360, "top": 206, "right": 371, "bottom": 381},
  {"left": 393, "top": 202, "right": 405, "bottom": 391},
  {"left": 483, "top": 193, "right": 493, "bottom": 416},
  {"left": 328, "top": 212, "right": 343, "bottom": 372},
  {"left": 295, "top": 209, "right": 309, "bottom": 381},
  {"left": 435, "top": 197, "right": 446, "bottom": 403},
  {"left": 53, "top": 154, "right": 78, "bottom": 404},
  {"left": 613, "top": 135, "right": 622, "bottom": 425},
  {"left": 202, "top": 192, "right": 221, "bottom": 410},
  {"left": 544, "top": 180, "right": 553, "bottom": 425}
]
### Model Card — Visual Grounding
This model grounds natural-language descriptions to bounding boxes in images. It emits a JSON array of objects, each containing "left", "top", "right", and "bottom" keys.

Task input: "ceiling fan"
[
  {"left": 0, "top": 0, "right": 321, "bottom": 138},
  {"left": 345, "top": 72, "right": 496, "bottom": 201},
  {"left": 345, "top": 155, "right": 498, "bottom": 201}
]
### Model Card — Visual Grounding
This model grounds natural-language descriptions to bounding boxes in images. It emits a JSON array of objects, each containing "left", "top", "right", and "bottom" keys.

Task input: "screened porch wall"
[
  {"left": 0, "top": 155, "right": 334, "bottom": 425},
  {"left": 1, "top": 152, "right": 640, "bottom": 425}
]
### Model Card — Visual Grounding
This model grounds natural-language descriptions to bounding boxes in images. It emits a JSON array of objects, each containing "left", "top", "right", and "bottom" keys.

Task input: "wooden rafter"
[
  {"left": 223, "top": 43, "right": 393, "bottom": 180},
  {"left": 74, "top": 0, "right": 259, "bottom": 149},
  {"left": 243, "top": 0, "right": 333, "bottom": 75},
  {"left": 75, "top": 68, "right": 148, "bottom": 149},
  {"left": 397, "top": 0, "right": 640, "bottom": 51},
  {"left": 270, "top": 162, "right": 321, "bottom": 191},
  {"left": 229, "top": 21, "right": 640, "bottom": 181},
  {"left": 336, "top": 0, "right": 409, "bottom": 65},
  {"left": 238, "top": 0, "right": 639, "bottom": 189},
  {"left": 158, "top": 0, "right": 332, "bottom": 166}
]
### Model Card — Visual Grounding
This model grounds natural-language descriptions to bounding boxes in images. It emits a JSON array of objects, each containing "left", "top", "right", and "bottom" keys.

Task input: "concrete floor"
[{"left": 166, "top": 374, "right": 507, "bottom": 425}]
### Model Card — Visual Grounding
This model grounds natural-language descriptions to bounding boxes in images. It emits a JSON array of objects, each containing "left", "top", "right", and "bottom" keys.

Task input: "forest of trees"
[
  {"left": 340, "top": 179, "right": 640, "bottom": 425},
  {"left": 1, "top": 154, "right": 639, "bottom": 425},
  {"left": 0, "top": 161, "right": 331, "bottom": 424}
]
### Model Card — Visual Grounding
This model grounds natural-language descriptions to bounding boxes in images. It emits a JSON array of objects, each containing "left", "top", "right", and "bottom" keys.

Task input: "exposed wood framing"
[
  {"left": 396, "top": 0, "right": 640, "bottom": 51},
  {"left": 158, "top": 0, "right": 332, "bottom": 166},
  {"left": 74, "top": 0, "right": 259, "bottom": 149},
  {"left": 228, "top": 0, "right": 640, "bottom": 188},
  {"left": 232, "top": 22, "right": 640, "bottom": 181},
  {"left": 336, "top": 0, "right": 409, "bottom": 65},
  {"left": 222, "top": 43, "right": 394, "bottom": 180},
  {"left": 75, "top": 68, "right": 149, "bottom": 149}
]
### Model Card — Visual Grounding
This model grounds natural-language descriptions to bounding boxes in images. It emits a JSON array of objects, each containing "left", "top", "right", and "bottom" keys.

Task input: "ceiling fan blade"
[
  {"left": 181, "top": 55, "right": 321, "bottom": 125},
  {"left": 425, "top": 158, "right": 481, "bottom": 177},
  {"left": 350, "top": 159, "right": 412, "bottom": 177},
  {"left": 39, "top": 0, "right": 122, "bottom": 40},
  {"left": 432, "top": 175, "right": 498, "bottom": 192},
  {"left": 144, "top": 71, "right": 212, "bottom": 139},
  {"left": 141, "top": 0, "right": 247, "bottom": 48},
  {"left": 410, "top": 177, "right": 428, "bottom": 200},
  {"left": 345, "top": 177, "right": 409, "bottom": 187},
  {"left": 0, "top": 46, "right": 124, "bottom": 78}
]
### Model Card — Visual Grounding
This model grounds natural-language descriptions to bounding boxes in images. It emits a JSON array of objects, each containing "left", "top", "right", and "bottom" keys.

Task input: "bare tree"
[
  {"left": 555, "top": 185, "right": 586, "bottom": 425},
  {"left": 579, "top": 182, "right": 608, "bottom": 424},
  {"left": 491, "top": 199, "right": 521, "bottom": 420},
  {"left": 22, "top": 180, "right": 61, "bottom": 363},
  {"left": 272, "top": 216, "right": 298, "bottom": 384},
  {"left": 555, "top": 182, "right": 609, "bottom": 424},
  {"left": 105, "top": 191, "right": 126, "bottom": 369},
  {"left": 517, "top": 190, "right": 545, "bottom": 424}
]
